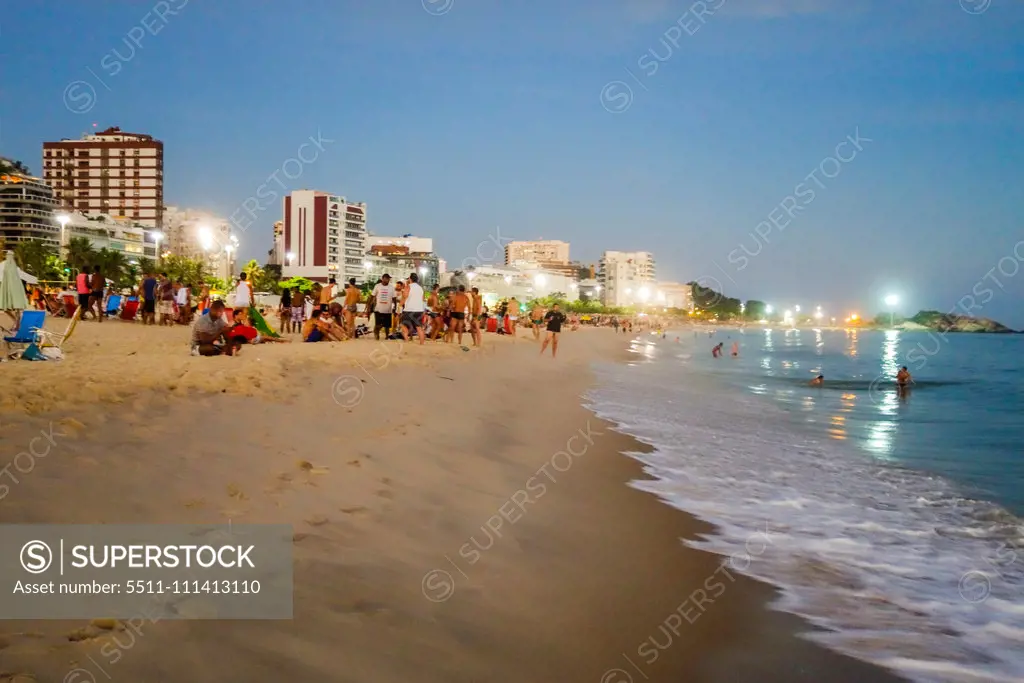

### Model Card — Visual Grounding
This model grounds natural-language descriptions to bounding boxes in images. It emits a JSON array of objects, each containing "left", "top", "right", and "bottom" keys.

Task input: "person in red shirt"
[{"left": 227, "top": 316, "right": 290, "bottom": 345}]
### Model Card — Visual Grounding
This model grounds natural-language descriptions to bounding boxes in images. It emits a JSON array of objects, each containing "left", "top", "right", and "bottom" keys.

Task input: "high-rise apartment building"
[
  {"left": 163, "top": 206, "right": 237, "bottom": 281},
  {"left": 41, "top": 127, "right": 164, "bottom": 228},
  {"left": 505, "top": 240, "right": 570, "bottom": 266},
  {"left": 0, "top": 172, "right": 59, "bottom": 248},
  {"left": 598, "top": 251, "right": 656, "bottom": 307},
  {"left": 281, "top": 190, "right": 367, "bottom": 283}
]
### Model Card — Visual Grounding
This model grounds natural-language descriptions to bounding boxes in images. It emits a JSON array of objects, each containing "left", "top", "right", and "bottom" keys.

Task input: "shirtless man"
[
  {"left": 469, "top": 286, "right": 483, "bottom": 347},
  {"left": 427, "top": 284, "right": 443, "bottom": 341},
  {"left": 896, "top": 366, "right": 912, "bottom": 395},
  {"left": 451, "top": 285, "right": 470, "bottom": 345},
  {"left": 809, "top": 374, "right": 824, "bottom": 386},
  {"left": 530, "top": 302, "right": 544, "bottom": 340},
  {"left": 319, "top": 277, "right": 336, "bottom": 314},
  {"left": 506, "top": 296, "right": 520, "bottom": 337},
  {"left": 343, "top": 277, "right": 361, "bottom": 337}
]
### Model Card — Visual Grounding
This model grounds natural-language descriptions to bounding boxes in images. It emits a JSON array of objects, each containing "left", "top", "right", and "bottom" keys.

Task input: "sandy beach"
[{"left": 0, "top": 320, "right": 907, "bottom": 682}]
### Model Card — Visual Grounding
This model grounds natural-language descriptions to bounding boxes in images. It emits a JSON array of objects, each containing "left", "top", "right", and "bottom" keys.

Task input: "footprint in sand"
[
  {"left": 226, "top": 484, "right": 248, "bottom": 501},
  {"left": 340, "top": 506, "right": 368, "bottom": 516},
  {"left": 305, "top": 515, "right": 329, "bottom": 526},
  {"left": 376, "top": 490, "right": 394, "bottom": 500},
  {"left": 347, "top": 460, "right": 361, "bottom": 468}
]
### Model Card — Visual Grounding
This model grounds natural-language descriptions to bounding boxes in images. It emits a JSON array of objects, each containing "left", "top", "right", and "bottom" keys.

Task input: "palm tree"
[
  {"left": 94, "top": 248, "right": 128, "bottom": 288},
  {"left": 138, "top": 257, "right": 156, "bottom": 276},
  {"left": 65, "top": 237, "right": 97, "bottom": 273}
]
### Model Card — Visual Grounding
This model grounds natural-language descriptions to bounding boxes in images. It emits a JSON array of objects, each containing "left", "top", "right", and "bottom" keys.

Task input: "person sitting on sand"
[
  {"left": 228, "top": 317, "right": 290, "bottom": 345},
  {"left": 302, "top": 310, "right": 346, "bottom": 343},
  {"left": 810, "top": 374, "right": 824, "bottom": 386},
  {"left": 192, "top": 301, "right": 240, "bottom": 356}
]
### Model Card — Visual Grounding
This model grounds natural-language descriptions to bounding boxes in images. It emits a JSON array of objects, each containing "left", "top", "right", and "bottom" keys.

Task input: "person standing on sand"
[
  {"left": 344, "top": 277, "right": 360, "bottom": 337},
  {"left": 370, "top": 273, "right": 395, "bottom": 341},
  {"left": 530, "top": 303, "right": 544, "bottom": 340},
  {"left": 75, "top": 268, "right": 92, "bottom": 320},
  {"left": 400, "top": 272, "right": 427, "bottom": 345},
  {"left": 470, "top": 286, "right": 484, "bottom": 347},
  {"left": 141, "top": 272, "right": 157, "bottom": 325},
  {"left": 291, "top": 288, "right": 305, "bottom": 334},
  {"left": 158, "top": 273, "right": 176, "bottom": 326},
  {"left": 540, "top": 303, "right": 567, "bottom": 358},
  {"left": 506, "top": 296, "right": 520, "bottom": 337},
  {"left": 232, "top": 272, "right": 254, "bottom": 323},
  {"left": 319, "top": 276, "right": 336, "bottom": 314},
  {"left": 451, "top": 285, "right": 469, "bottom": 345},
  {"left": 279, "top": 286, "right": 292, "bottom": 333},
  {"left": 176, "top": 281, "right": 192, "bottom": 325},
  {"left": 427, "top": 283, "right": 442, "bottom": 340},
  {"left": 89, "top": 266, "right": 105, "bottom": 322}
]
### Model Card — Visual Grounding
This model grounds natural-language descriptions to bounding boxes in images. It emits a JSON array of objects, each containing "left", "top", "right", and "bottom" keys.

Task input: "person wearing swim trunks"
[
  {"left": 319, "top": 277, "right": 336, "bottom": 314},
  {"left": 530, "top": 303, "right": 544, "bottom": 340},
  {"left": 89, "top": 266, "right": 105, "bottom": 322},
  {"left": 448, "top": 285, "right": 469, "bottom": 345},
  {"left": 158, "top": 273, "right": 176, "bottom": 326},
  {"left": 540, "top": 303, "right": 566, "bottom": 358},
  {"left": 896, "top": 366, "right": 912, "bottom": 395},
  {"left": 344, "top": 277, "right": 361, "bottom": 337},
  {"left": 469, "top": 286, "right": 483, "bottom": 347},
  {"left": 506, "top": 296, "right": 520, "bottom": 337}
]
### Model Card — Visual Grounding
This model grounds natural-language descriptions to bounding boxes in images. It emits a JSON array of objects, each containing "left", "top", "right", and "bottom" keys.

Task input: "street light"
[
  {"left": 286, "top": 252, "right": 295, "bottom": 266},
  {"left": 55, "top": 213, "right": 70, "bottom": 256},
  {"left": 150, "top": 230, "right": 164, "bottom": 263},
  {"left": 884, "top": 294, "right": 899, "bottom": 327},
  {"left": 197, "top": 225, "right": 213, "bottom": 252}
]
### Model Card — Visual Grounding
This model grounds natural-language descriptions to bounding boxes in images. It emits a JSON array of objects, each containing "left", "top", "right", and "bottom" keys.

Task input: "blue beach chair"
[
  {"left": 3, "top": 310, "right": 45, "bottom": 356},
  {"left": 104, "top": 294, "right": 122, "bottom": 317}
]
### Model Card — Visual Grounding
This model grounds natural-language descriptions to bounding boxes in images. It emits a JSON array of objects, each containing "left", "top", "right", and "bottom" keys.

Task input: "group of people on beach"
[{"left": 189, "top": 271, "right": 571, "bottom": 358}]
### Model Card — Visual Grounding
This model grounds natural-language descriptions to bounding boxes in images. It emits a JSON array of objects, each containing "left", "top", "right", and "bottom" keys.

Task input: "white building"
[
  {"left": 655, "top": 281, "right": 694, "bottom": 310},
  {"left": 163, "top": 206, "right": 238, "bottom": 281},
  {"left": 63, "top": 211, "right": 157, "bottom": 261},
  {"left": 505, "top": 239, "right": 570, "bottom": 266},
  {"left": 598, "top": 251, "right": 656, "bottom": 307},
  {"left": 268, "top": 220, "right": 284, "bottom": 266},
  {"left": 368, "top": 234, "right": 433, "bottom": 254},
  {"left": 281, "top": 190, "right": 367, "bottom": 283},
  {"left": 0, "top": 172, "right": 60, "bottom": 248},
  {"left": 441, "top": 264, "right": 580, "bottom": 308},
  {"left": 41, "top": 127, "right": 164, "bottom": 228}
]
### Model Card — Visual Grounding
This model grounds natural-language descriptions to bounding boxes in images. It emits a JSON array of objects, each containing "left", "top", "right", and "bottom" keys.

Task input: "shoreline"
[{"left": 0, "top": 326, "right": 906, "bottom": 682}]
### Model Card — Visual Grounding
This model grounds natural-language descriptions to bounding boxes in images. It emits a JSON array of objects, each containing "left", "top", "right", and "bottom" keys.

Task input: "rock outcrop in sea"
[{"left": 902, "top": 310, "right": 1015, "bottom": 333}]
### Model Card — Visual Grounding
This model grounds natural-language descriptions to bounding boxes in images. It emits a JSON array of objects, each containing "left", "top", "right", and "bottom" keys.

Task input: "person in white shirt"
[
  {"left": 175, "top": 281, "right": 192, "bottom": 324},
  {"left": 370, "top": 273, "right": 396, "bottom": 340},
  {"left": 399, "top": 272, "right": 426, "bottom": 345},
  {"left": 233, "top": 272, "right": 254, "bottom": 322}
]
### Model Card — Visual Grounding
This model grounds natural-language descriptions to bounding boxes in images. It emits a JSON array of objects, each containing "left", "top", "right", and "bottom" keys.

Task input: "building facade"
[
  {"left": 368, "top": 234, "right": 433, "bottom": 255},
  {"left": 598, "top": 251, "right": 656, "bottom": 307},
  {"left": 162, "top": 206, "right": 237, "bottom": 281},
  {"left": 505, "top": 240, "right": 570, "bottom": 266},
  {"left": 281, "top": 191, "right": 367, "bottom": 283},
  {"left": 41, "top": 127, "right": 164, "bottom": 228},
  {"left": 268, "top": 220, "right": 284, "bottom": 266},
  {"left": 654, "top": 282, "right": 694, "bottom": 310},
  {"left": 63, "top": 211, "right": 158, "bottom": 260},
  {"left": 363, "top": 253, "right": 440, "bottom": 289},
  {"left": 0, "top": 172, "right": 60, "bottom": 248}
]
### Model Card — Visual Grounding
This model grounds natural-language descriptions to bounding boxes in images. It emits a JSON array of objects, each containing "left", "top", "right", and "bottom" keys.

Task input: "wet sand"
[{"left": 0, "top": 321, "right": 906, "bottom": 682}]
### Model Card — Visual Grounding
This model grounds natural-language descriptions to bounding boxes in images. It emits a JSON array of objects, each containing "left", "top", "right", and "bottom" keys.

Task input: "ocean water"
[{"left": 586, "top": 328, "right": 1024, "bottom": 683}]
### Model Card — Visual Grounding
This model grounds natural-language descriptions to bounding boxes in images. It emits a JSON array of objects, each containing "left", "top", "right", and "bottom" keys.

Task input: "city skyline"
[{"left": 3, "top": 0, "right": 1023, "bottom": 324}]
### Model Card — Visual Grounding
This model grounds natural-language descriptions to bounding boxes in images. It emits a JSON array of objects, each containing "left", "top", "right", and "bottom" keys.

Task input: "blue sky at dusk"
[{"left": 3, "top": 0, "right": 1023, "bottom": 323}]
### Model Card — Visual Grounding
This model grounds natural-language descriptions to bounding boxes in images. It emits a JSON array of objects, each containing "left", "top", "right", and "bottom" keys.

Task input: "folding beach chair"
[
  {"left": 3, "top": 310, "right": 45, "bottom": 357},
  {"left": 120, "top": 297, "right": 139, "bottom": 321},
  {"left": 104, "top": 294, "right": 122, "bottom": 318},
  {"left": 62, "top": 294, "right": 77, "bottom": 319},
  {"left": 37, "top": 306, "right": 80, "bottom": 353}
]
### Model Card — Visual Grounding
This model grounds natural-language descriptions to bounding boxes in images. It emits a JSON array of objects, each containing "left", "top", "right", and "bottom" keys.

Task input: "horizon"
[{"left": 3, "top": 0, "right": 1023, "bottom": 325}]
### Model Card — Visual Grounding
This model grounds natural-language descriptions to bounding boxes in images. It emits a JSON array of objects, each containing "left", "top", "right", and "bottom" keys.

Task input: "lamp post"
[
  {"left": 884, "top": 294, "right": 899, "bottom": 328},
  {"left": 55, "top": 213, "right": 70, "bottom": 259},
  {"left": 150, "top": 231, "right": 164, "bottom": 264}
]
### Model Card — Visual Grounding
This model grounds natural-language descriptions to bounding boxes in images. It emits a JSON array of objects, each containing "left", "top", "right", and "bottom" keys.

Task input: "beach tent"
[
  {"left": 0, "top": 251, "right": 30, "bottom": 321},
  {"left": 0, "top": 251, "right": 38, "bottom": 288}
]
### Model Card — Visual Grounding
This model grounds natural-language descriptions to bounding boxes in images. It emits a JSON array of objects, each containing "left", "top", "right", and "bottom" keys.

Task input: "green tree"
[
  {"left": 744, "top": 300, "right": 767, "bottom": 319},
  {"left": 161, "top": 255, "right": 208, "bottom": 288},
  {"left": 13, "top": 239, "right": 62, "bottom": 281},
  {"left": 94, "top": 248, "right": 129, "bottom": 288},
  {"left": 65, "top": 236, "right": 97, "bottom": 273},
  {"left": 138, "top": 257, "right": 156, "bottom": 276}
]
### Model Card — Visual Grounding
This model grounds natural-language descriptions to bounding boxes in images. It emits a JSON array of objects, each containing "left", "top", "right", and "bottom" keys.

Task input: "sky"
[{"left": 2, "top": 0, "right": 1023, "bottom": 324}]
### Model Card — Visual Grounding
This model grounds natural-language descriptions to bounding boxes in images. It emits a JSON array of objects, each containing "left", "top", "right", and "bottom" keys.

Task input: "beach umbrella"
[{"left": 0, "top": 250, "right": 29, "bottom": 311}]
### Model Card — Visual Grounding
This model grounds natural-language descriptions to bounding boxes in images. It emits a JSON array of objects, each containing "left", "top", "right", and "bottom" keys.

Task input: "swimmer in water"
[
  {"left": 809, "top": 374, "right": 824, "bottom": 386},
  {"left": 731, "top": 341, "right": 739, "bottom": 357},
  {"left": 896, "top": 366, "right": 912, "bottom": 394}
]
